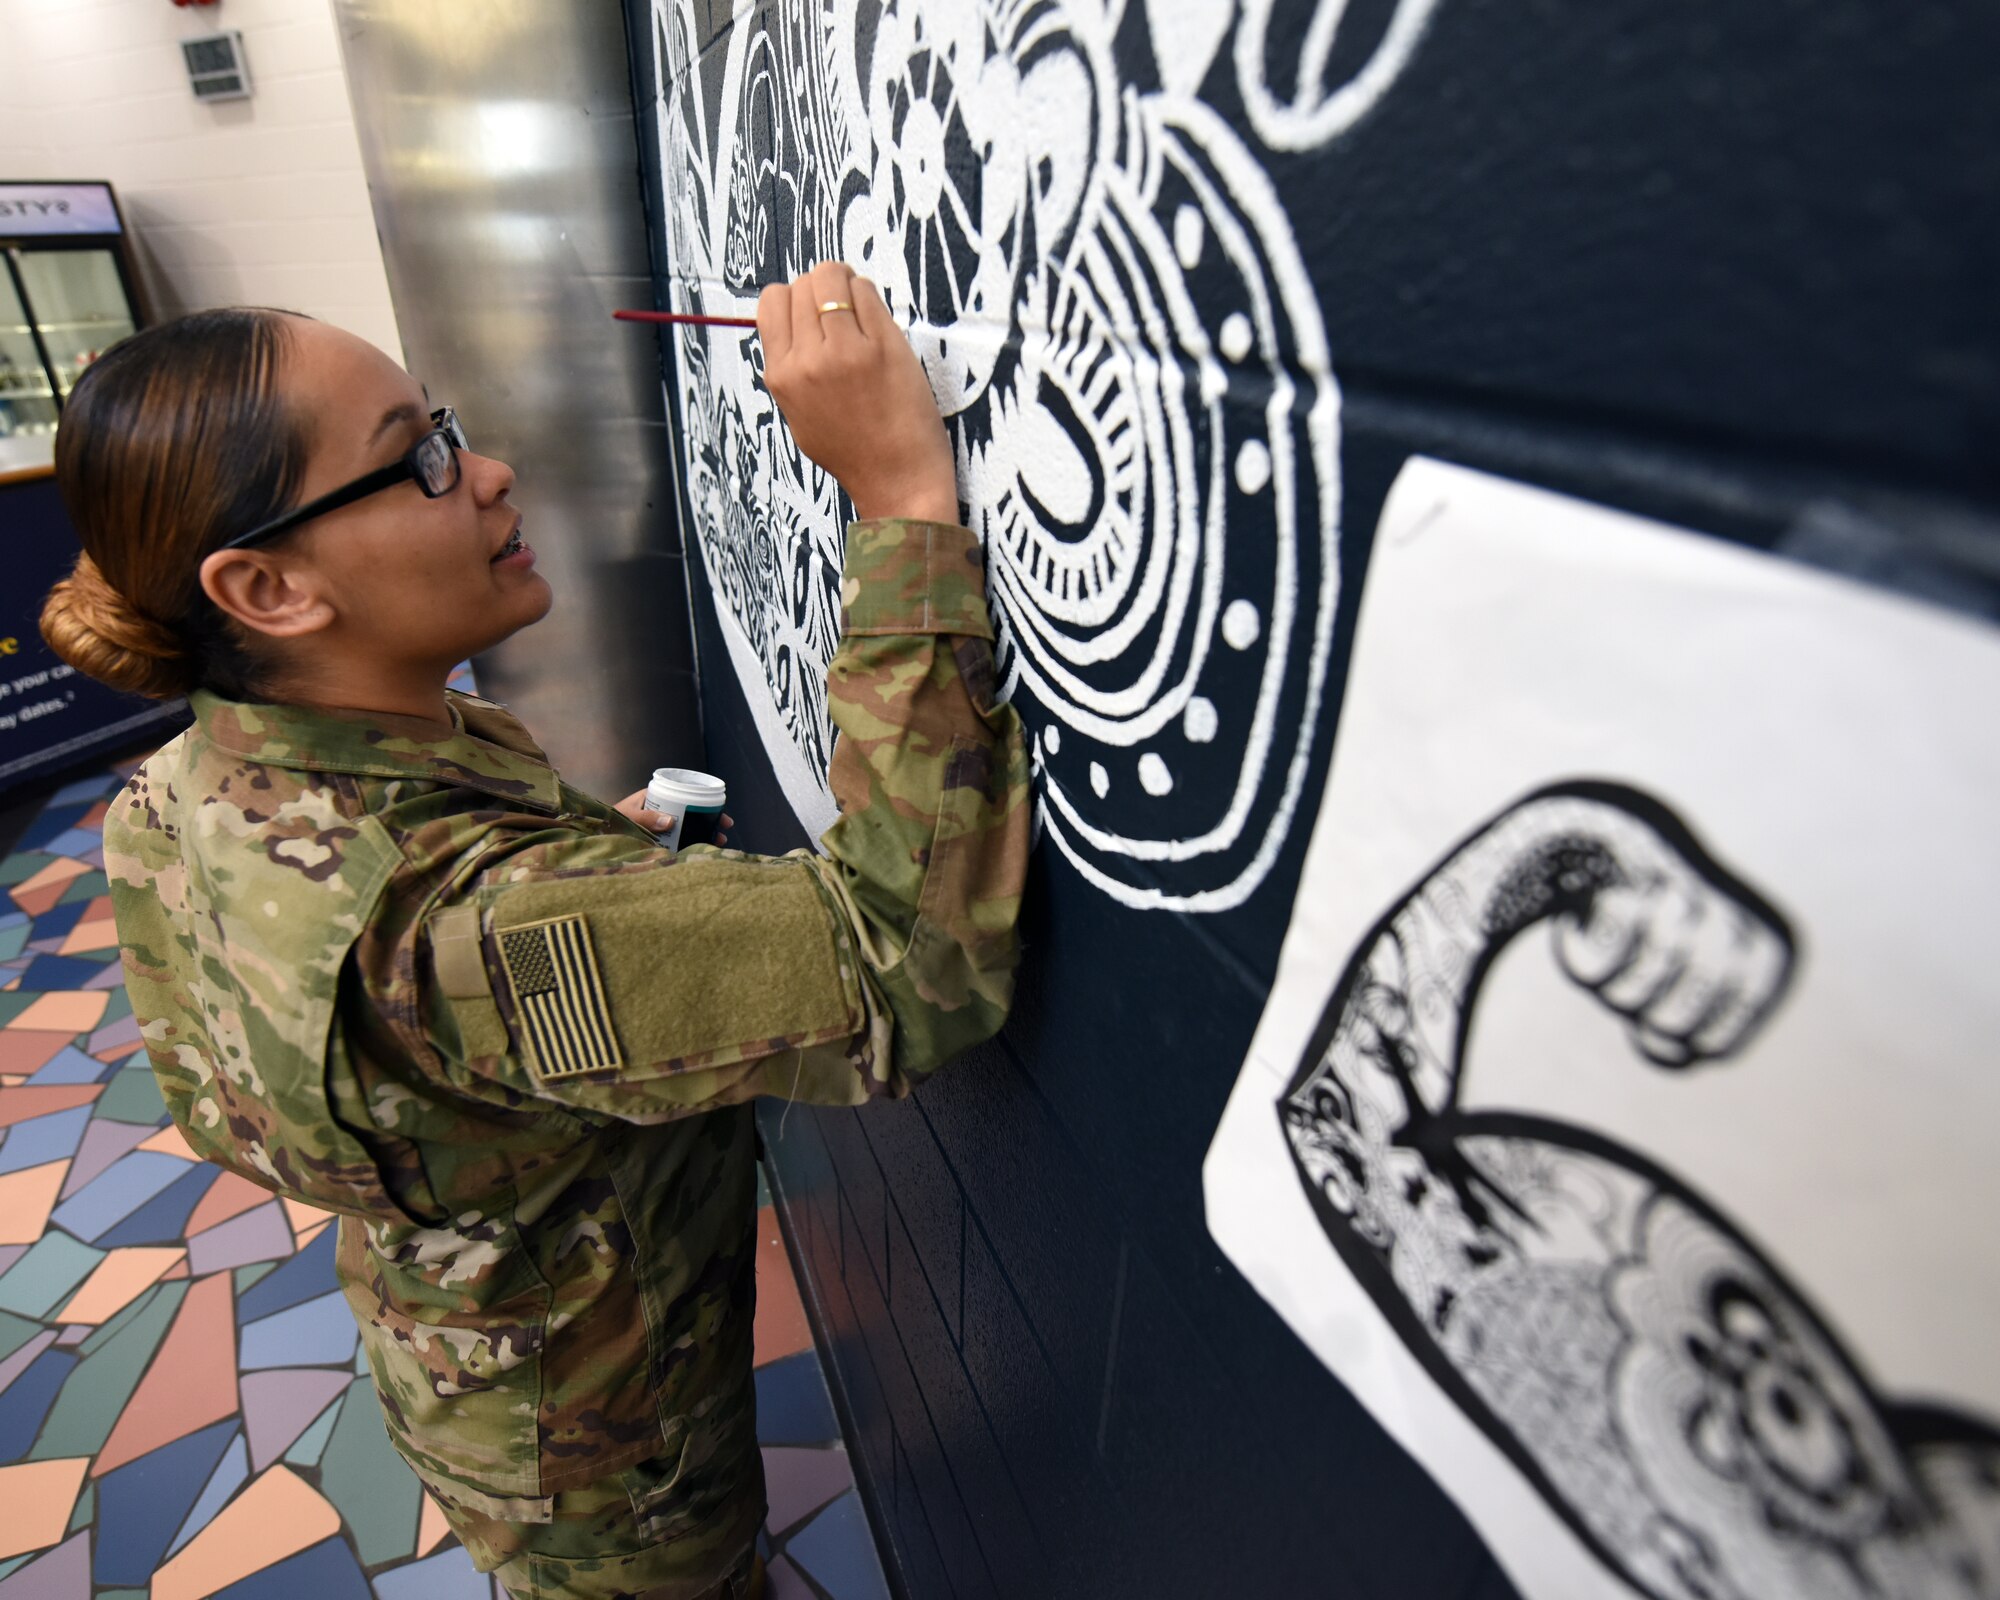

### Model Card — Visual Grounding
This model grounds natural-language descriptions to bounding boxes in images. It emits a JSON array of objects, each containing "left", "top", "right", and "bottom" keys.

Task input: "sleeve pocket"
[{"left": 480, "top": 856, "right": 865, "bottom": 1081}]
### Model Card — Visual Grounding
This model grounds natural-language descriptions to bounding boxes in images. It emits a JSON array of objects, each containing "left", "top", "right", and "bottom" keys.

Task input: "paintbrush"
[{"left": 614, "top": 308, "right": 759, "bottom": 329}]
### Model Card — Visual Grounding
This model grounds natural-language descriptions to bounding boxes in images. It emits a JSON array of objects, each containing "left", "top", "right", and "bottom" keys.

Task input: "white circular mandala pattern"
[{"left": 651, "top": 0, "right": 1432, "bottom": 910}]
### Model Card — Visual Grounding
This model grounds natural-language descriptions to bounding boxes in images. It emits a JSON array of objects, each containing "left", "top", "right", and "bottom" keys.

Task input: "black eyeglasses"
[{"left": 219, "top": 406, "right": 468, "bottom": 551}]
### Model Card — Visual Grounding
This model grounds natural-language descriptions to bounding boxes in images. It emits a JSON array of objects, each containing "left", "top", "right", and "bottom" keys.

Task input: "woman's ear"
[{"left": 199, "top": 547, "right": 336, "bottom": 641}]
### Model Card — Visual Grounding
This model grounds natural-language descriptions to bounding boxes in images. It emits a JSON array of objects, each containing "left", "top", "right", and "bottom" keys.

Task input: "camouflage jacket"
[{"left": 104, "top": 519, "right": 1028, "bottom": 1523}]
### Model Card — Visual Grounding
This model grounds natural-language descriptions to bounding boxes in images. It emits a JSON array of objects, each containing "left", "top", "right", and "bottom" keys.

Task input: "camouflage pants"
[{"left": 421, "top": 1449, "right": 766, "bottom": 1600}]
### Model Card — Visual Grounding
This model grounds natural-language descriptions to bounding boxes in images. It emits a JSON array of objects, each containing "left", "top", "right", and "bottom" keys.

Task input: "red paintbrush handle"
[{"left": 613, "top": 308, "right": 759, "bottom": 329}]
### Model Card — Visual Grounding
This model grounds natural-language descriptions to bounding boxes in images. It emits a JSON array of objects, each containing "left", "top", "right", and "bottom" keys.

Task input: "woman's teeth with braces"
[{"left": 499, "top": 529, "right": 524, "bottom": 557}]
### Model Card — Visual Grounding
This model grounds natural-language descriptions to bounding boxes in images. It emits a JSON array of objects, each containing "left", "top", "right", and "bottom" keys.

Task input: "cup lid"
[{"left": 648, "top": 767, "right": 726, "bottom": 801}]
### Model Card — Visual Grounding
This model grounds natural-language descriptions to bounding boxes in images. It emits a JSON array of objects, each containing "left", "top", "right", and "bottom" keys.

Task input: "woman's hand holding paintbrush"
[{"left": 624, "top": 261, "right": 958, "bottom": 527}]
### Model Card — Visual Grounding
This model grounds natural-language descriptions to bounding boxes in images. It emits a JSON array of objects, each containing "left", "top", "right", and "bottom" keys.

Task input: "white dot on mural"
[
  {"left": 1044, "top": 724, "right": 1061, "bottom": 755},
  {"left": 1138, "top": 753, "right": 1174, "bottom": 796},
  {"left": 1175, "top": 204, "right": 1205, "bottom": 269},
  {"left": 1184, "top": 696, "right": 1218, "bottom": 743},
  {"left": 1219, "top": 312, "right": 1253, "bottom": 362},
  {"left": 1235, "top": 438, "right": 1272, "bottom": 495},
  {"left": 1222, "top": 599, "right": 1261, "bottom": 650},
  {"left": 1090, "top": 761, "right": 1110, "bottom": 799}
]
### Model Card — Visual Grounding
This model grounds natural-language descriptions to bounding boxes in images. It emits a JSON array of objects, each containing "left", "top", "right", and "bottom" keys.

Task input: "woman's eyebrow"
[{"left": 368, "top": 401, "right": 422, "bottom": 448}]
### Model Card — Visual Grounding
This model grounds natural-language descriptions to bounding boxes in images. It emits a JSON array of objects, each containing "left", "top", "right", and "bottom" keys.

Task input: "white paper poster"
[{"left": 1204, "top": 458, "right": 2000, "bottom": 1600}]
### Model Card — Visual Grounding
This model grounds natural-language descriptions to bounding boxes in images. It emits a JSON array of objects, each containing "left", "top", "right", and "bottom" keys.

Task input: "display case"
[
  {"left": 0, "top": 180, "right": 147, "bottom": 475},
  {"left": 1, "top": 180, "right": 174, "bottom": 793}
]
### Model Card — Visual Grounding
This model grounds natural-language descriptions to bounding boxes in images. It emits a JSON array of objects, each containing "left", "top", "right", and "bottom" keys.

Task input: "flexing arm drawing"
[{"left": 1278, "top": 781, "right": 2000, "bottom": 1600}]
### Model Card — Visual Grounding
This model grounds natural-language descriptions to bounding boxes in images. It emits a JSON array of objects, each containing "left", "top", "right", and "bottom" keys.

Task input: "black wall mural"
[{"left": 625, "top": 2, "right": 2000, "bottom": 1595}]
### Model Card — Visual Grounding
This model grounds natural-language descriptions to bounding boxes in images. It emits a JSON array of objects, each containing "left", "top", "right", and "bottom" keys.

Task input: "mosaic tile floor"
[{"left": 0, "top": 744, "right": 887, "bottom": 1600}]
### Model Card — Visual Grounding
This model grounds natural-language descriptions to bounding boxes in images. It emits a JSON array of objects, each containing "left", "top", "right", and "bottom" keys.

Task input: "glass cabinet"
[{"left": 0, "top": 181, "right": 147, "bottom": 468}]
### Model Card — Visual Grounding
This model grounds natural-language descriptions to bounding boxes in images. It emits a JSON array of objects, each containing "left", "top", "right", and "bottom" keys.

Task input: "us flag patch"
[{"left": 498, "top": 915, "right": 624, "bottom": 1081}]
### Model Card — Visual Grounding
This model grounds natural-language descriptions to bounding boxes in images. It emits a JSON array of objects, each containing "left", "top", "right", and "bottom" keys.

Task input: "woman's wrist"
[{"left": 849, "top": 478, "right": 960, "bottom": 527}]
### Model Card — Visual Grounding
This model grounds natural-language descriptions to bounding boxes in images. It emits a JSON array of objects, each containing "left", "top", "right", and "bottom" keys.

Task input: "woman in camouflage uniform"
[{"left": 39, "top": 262, "right": 1029, "bottom": 1600}]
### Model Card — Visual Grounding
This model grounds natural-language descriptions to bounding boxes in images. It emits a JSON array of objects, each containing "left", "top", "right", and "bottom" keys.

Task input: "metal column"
[{"left": 328, "top": 0, "right": 699, "bottom": 800}]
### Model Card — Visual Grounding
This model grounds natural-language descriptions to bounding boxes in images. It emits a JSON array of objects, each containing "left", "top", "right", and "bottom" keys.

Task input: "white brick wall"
[{"left": 0, "top": 0, "right": 402, "bottom": 360}]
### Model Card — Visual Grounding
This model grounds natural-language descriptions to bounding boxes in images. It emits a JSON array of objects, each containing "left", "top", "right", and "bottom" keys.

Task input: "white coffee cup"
[{"left": 645, "top": 767, "right": 727, "bottom": 850}]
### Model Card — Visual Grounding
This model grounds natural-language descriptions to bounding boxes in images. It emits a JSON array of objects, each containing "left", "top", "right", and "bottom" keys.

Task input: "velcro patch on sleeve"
[{"left": 497, "top": 914, "right": 625, "bottom": 1081}]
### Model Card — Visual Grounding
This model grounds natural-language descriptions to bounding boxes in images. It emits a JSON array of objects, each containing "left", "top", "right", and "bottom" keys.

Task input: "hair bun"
[{"left": 40, "top": 552, "right": 198, "bottom": 700}]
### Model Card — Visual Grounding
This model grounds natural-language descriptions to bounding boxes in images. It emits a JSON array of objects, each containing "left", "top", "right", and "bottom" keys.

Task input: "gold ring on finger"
[{"left": 817, "top": 300, "right": 855, "bottom": 317}]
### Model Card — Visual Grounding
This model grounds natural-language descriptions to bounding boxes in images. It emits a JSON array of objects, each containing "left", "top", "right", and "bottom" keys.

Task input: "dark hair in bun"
[{"left": 40, "top": 307, "right": 308, "bottom": 700}]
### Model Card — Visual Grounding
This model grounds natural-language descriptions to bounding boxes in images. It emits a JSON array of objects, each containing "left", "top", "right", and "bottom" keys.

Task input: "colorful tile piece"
[
  {"left": 762, "top": 1446, "right": 854, "bottom": 1539},
  {"left": 0, "top": 1086, "right": 97, "bottom": 1129},
  {"left": 47, "top": 1153, "right": 186, "bottom": 1243},
  {"left": 13, "top": 959, "right": 102, "bottom": 995},
  {"left": 0, "top": 1040, "right": 73, "bottom": 1088},
  {"left": 318, "top": 1372, "right": 422, "bottom": 1565},
  {"left": 0, "top": 1234, "right": 103, "bottom": 1321},
  {"left": 764, "top": 1553, "right": 817, "bottom": 1600},
  {"left": 42, "top": 1294, "right": 184, "bottom": 1462},
  {"left": 55, "top": 1118, "right": 151, "bottom": 1200},
  {"left": 91, "top": 1165, "right": 217, "bottom": 1249},
  {"left": 0, "top": 1109, "right": 89, "bottom": 1176},
  {"left": 0, "top": 1328, "right": 56, "bottom": 1394},
  {"left": 241, "top": 1368, "right": 352, "bottom": 1473},
  {"left": 52, "top": 874, "right": 107, "bottom": 910},
  {"left": 134, "top": 1122, "right": 195, "bottom": 1161},
  {"left": 755, "top": 1206, "right": 814, "bottom": 1367},
  {"left": 48, "top": 777, "right": 114, "bottom": 808},
  {"left": 9, "top": 863, "right": 89, "bottom": 919},
  {"left": 21, "top": 1051, "right": 108, "bottom": 1089},
  {"left": 76, "top": 1279, "right": 181, "bottom": 1360},
  {"left": 24, "top": 904, "right": 87, "bottom": 945},
  {"left": 784, "top": 1492, "right": 890, "bottom": 1600},
  {"left": 34, "top": 833, "right": 100, "bottom": 863},
  {"left": 371, "top": 1543, "right": 487, "bottom": 1600},
  {"left": 0, "top": 1349, "right": 78, "bottom": 1459},
  {"left": 235, "top": 1228, "right": 337, "bottom": 1323},
  {"left": 88, "top": 1065, "right": 165, "bottom": 1127},
  {"left": 280, "top": 1195, "right": 330, "bottom": 1241},
  {"left": 15, "top": 806, "right": 91, "bottom": 854},
  {"left": 79, "top": 963, "right": 127, "bottom": 995},
  {"left": 282, "top": 1389, "right": 345, "bottom": 1469},
  {"left": 415, "top": 1491, "right": 453, "bottom": 1558},
  {"left": 184, "top": 1173, "right": 275, "bottom": 1239},
  {"left": 151, "top": 1466, "right": 343, "bottom": 1600},
  {"left": 53, "top": 1248, "right": 183, "bottom": 1325},
  {"left": 239, "top": 1290, "right": 357, "bottom": 1371},
  {"left": 0, "top": 857, "right": 46, "bottom": 889},
  {"left": 84, "top": 1017, "right": 140, "bottom": 1060},
  {"left": 5, "top": 996, "right": 107, "bottom": 1038},
  {"left": 185, "top": 1203, "right": 293, "bottom": 1278},
  {"left": 754, "top": 1350, "right": 841, "bottom": 1447},
  {"left": 0, "top": 1532, "right": 88, "bottom": 1598},
  {"left": 54, "top": 920, "right": 117, "bottom": 959},
  {"left": 91, "top": 1419, "right": 237, "bottom": 1587},
  {"left": 164, "top": 1432, "right": 246, "bottom": 1560},
  {"left": 0, "top": 1459, "right": 88, "bottom": 1559},
  {"left": 212, "top": 1536, "right": 371, "bottom": 1600},
  {"left": 94, "top": 1273, "right": 237, "bottom": 1476},
  {"left": 0, "top": 1166, "right": 74, "bottom": 1250}
]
